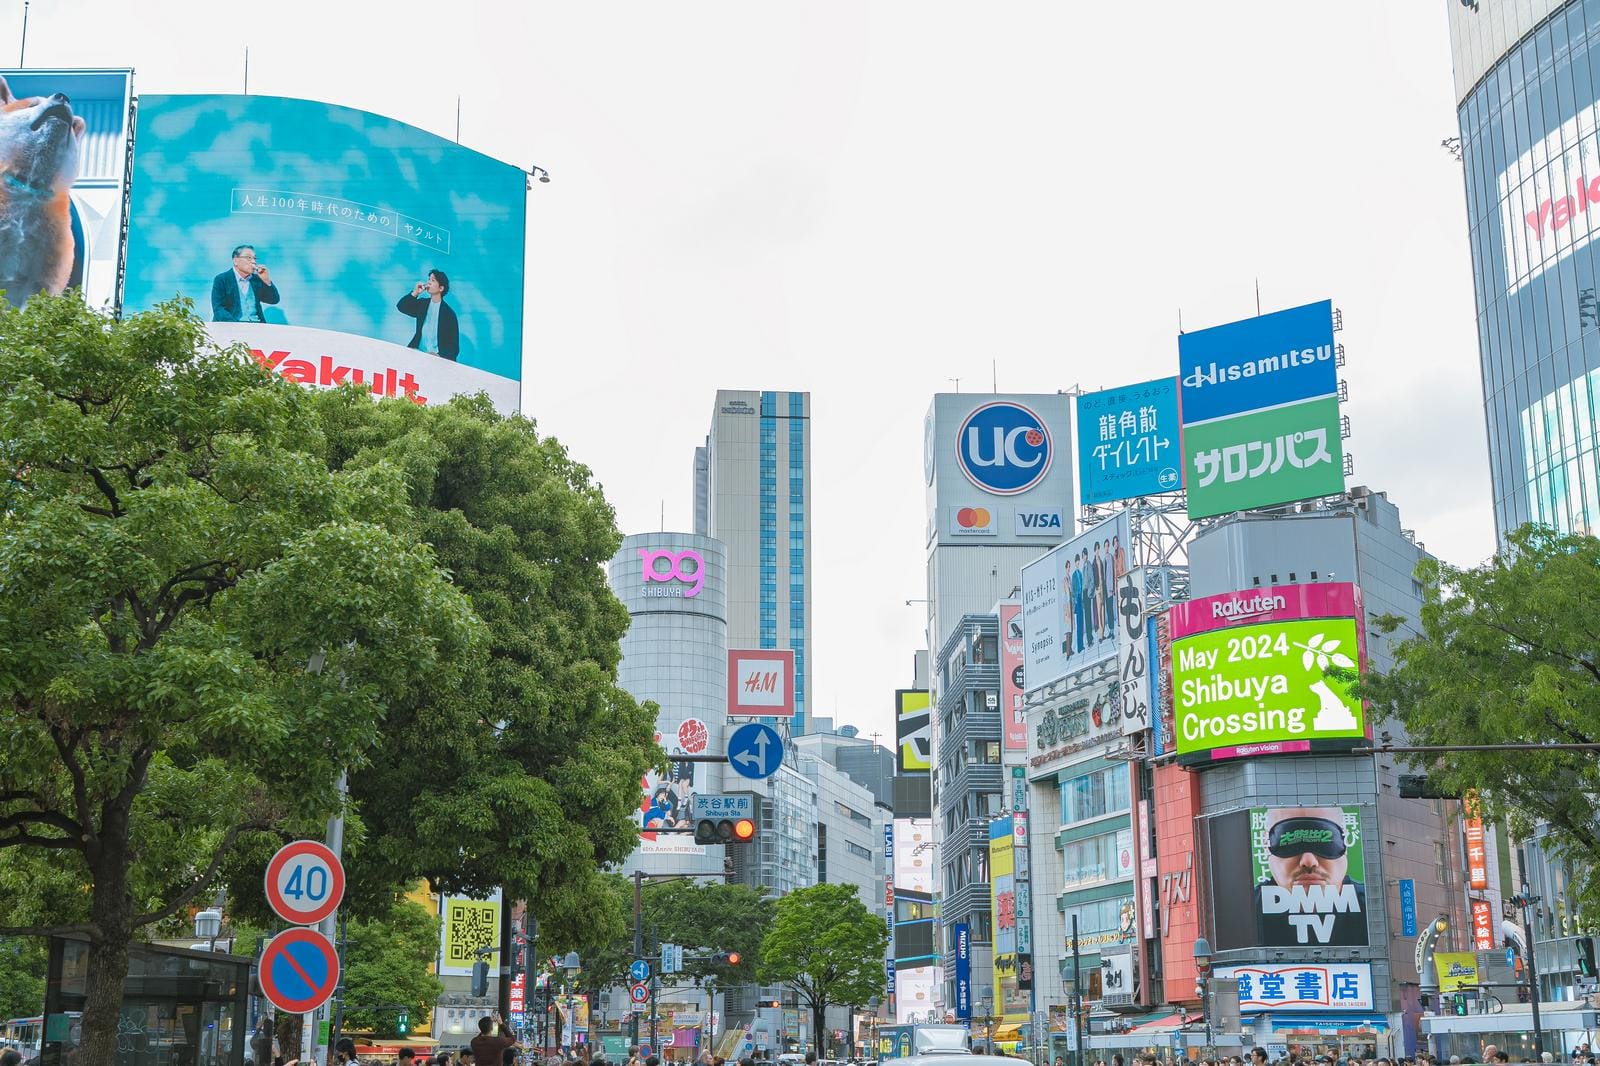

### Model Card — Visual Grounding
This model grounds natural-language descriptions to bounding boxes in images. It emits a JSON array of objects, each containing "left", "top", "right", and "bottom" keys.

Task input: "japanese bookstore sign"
[
  {"left": 123, "top": 94, "right": 527, "bottom": 414},
  {"left": 1076, "top": 377, "right": 1181, "bottom": 504},
  {"left": 1179, "top": 299, "right": 1345, "bottom": 520},
  {"left": 1214, "top": 963, "right": 1374, "bottom": 1012}
]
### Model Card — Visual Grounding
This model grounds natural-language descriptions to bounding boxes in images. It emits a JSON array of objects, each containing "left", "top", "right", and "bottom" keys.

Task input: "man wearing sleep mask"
[{"left": 1254, "top": 806, "right": 1368, "bottom": 945}]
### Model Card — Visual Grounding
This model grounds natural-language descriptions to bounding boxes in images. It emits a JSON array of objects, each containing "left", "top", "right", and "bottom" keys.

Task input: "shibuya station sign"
[{"left": 1169, "top": 583, "right": 1366, "bottom": 763}]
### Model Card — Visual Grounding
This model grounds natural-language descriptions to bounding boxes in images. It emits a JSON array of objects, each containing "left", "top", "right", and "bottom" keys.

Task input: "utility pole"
[
  {"left": 633, "top": 869, "right": 644, "bottom": 1050},
  {"left": 1511, "top": 882, "right": 1548, "bottom": 1060},
  {"left": 1070, "top": 915, "right": 1083, "bottom": 1066}
]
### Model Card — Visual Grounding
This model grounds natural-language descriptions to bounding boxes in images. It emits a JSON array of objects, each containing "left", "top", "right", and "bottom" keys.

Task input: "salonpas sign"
[{"left": 1168, "top": 583, "right": 1366, "bottom": 763}]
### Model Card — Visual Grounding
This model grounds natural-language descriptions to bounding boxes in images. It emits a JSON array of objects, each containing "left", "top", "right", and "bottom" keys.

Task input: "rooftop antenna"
[
  {"left": 19, "top": 2, "right": 28, "bottom": 67},
  {"left": 243, "top": 47, "right": 249, "bottom": 95},
  {"left": 1255, "top": 278, "right": 1262, "bottom": 316},
  {"left": 456, "top": 95, "right": 461, "bottom": 144},
  {"left": 992, "top": 359, "right": 997, "bottom": 393},
  {"left": 1178, "top": 308, "right": 1183, "bottom": 334},
  {"left": 660, "top": 500, "right": 665, "bottom": 532},
  {"left": 949, "top": 377, "right": 961, "bottom": 393}
]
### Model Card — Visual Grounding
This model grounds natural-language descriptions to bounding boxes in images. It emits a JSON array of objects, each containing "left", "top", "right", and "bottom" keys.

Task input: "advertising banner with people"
[
  {"left": 1209, "top": 805, "right": 1369, "bottom": 950},
  {"left": 0, "top": 69, "right": 132, "bottom": 312},
  {"left": 1019, "top": 511, "right": 1131, "bottom": 692},
  {"left": 1168, "top": 582, "right": 1366, "bottom": 763},
  {"left": 123, "top": 94, "right": 526, "bottom": 413}
]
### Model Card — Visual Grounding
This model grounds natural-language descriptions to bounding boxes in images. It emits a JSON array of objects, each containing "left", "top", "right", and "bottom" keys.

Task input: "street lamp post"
[
  {"left": 1193, "top": 937, "right": 1214, "bottom": 1060},
  {"left": 194, "top": 909, "right": 222, "bottom": 953},
  {"left": 1510, "top": 883, "right": 1547, "bottom": 1060}
]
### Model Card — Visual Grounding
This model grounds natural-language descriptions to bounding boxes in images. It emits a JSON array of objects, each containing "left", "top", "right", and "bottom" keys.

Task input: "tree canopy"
[
  {"left": 282, "top": 388, "right": 661, "bottom": 938},
  {"left": 0, "top": 295, "right": 483, "bottom": 1062},
  {"left": 1364, "top": 524, "right": 1600, "bottom": 916},
  {"left": 759, "top": 883, "right": 887, "bottom": 1055}
]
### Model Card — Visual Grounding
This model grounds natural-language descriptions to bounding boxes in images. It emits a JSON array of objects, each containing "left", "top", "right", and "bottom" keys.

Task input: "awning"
[
  {"left": 1268, "top": 1014, "right": 1388, "bottom": 1033},
  {"left": 990, "top": 1025, "right": 1023, "bottom": 1042},
  {"left": 1124, "top": 1012, "right": 1203, "bottom": 1034}
]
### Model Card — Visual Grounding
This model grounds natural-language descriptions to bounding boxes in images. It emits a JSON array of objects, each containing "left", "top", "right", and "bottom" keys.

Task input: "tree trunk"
[
  {"left": 813, "top": 998, "right": 827, "bottom": 1058},
  {"left": 77, "top": 802, "right": 138, "bottom": 1066},
  {"left": 276, "top": 1011, "right": 304, "bottom": 1063}
]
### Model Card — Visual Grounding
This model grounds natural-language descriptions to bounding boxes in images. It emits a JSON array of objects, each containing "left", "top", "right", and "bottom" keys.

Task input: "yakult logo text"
[
  {"left": 251, "top": 348, "right": 429, "bottom": 404},
  {"left": 640, "top": 548, "right": 705, "bottom": 598}
]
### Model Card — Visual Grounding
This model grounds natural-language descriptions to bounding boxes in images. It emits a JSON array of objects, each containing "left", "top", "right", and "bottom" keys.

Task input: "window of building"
[
  {"left": 978, "top": 792, "right": 1001, "bottom": 817},
  {"left": 846, "top": 841, "right": 872, "bottom": 861},
  {"left": 1058, "top": 765, "right": 1131, "bottom": 825},
  {"left": 817, "top": 823, "right": 827, "bottom": 883},
  {"left": 972, "top": 635, "right": 997, "bottom": 663},
  {"left": 1062, "top": 831, "right": 1120, "bottom": 888},
  {"left": 1063, "top": 894, "right": 1136, "bottom": 944},
  {"left": 976, "top": 740, "right": 1000, "bottom": 765}
]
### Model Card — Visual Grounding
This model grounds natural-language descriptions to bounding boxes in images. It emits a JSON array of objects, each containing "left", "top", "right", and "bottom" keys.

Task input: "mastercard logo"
[{"left": 956, "top": 507, "right": 992, "bottom": 528}]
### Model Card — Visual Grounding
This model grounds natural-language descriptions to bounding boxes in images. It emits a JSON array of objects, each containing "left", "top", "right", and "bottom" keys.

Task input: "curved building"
[
  {"left": 1450, "top": 0, "right": 1600, "bottom": 534},
  {"left": 609, "top": 532, "right": 728, "bottom": 878}
]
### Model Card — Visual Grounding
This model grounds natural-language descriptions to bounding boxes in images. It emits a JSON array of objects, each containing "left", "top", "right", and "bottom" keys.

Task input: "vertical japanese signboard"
[
  {"left": 1464, "top": 792, "right": 1489, "bottom": 891},
  {"left": 1076, "top": 377, "right": 1182, "bottom": 504},
  {"left": 1179, "top": 300, "right": 1345, "bottom": 519},
  {"left": 1116, "top": 567, "right": 1150, "bottom": 736},
  {"left": 1000, "top": 604, "right": 1027, "bottom": 751},
  {"left": 1471, "top": 899, "right": 1496, "bottom": 951}
]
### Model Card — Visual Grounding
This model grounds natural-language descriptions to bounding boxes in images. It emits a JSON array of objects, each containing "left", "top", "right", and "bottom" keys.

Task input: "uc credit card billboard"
[
  {"left": 1179, "top": 300, "right": 1345, "bottom": 519},
  {"left": 123, "top": 94, "right": 526, "bottom": 413},
  {"left": 1168, "top": 582, "right": 1366, "bottom": 763}
]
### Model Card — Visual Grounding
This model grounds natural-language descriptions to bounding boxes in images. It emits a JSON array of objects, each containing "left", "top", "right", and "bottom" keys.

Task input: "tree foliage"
[
  {"left": 0, "top": 295, "right": 483, "bottom": 1063},
  {"left": 0, "top": 937, "right": 46, "bottom": 1020},
  {"left": 277, "top": 388, "right": 662, "bottom": 935},
  {"left": 759, "top": 883, "right": 887, "bottom": 1054},
  {"left": 1364, "top": 524, "right": 1600, "bottom": 917},
  {"left": 339, "top": 896, "right": 445, "bottom": 1037}
]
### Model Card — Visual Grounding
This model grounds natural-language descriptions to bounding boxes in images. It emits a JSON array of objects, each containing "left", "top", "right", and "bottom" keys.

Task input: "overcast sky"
[{"left": 14, "top": 1, "right": 1492, "bottom": 746}]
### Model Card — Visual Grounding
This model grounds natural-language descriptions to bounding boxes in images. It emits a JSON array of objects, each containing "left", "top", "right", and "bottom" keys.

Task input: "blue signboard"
[
  {"left": 728, "top": 722, "right": 784, "bottom": 780},
  {"left": 955, "top": 401, "right": 1053, "bottom": 496},
  {"left": 954, "top": 923, "right": 972, "bottom": 1020},
  {"left": 1178, "top": 299, "right": 1337, "bottom": 425},
  {"left": 1399, "top": 879, "right": 1417, "bottom": 938},
  {"left": 885, "top": 957, "right": 895, "bottom": 995},
  {"left": 1077, "top": 377, "right": 1181, "bottom": 504}
]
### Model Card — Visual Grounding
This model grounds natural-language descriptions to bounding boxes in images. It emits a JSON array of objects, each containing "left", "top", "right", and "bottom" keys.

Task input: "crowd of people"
[{"left": 1055, "top": 1045, "right": 1598, "bottom": 1066}]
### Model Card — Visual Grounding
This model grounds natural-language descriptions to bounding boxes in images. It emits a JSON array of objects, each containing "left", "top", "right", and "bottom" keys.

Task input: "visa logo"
[{"left": 1014, "top": 509, "right": 1065, "bottom": 536}]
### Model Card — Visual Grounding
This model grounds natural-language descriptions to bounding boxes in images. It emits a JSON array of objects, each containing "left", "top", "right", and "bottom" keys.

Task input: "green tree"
[
  {"left": 289, "top": 389, "right": 661, "bottom": 936},
  {"left": 1364, "top": 524, "right": 1600, "bottom": 916},
  {"left": 0, "top": 937, "right": 46, "bottom": 1019},
  {"left": 340, "top": 896, "right": 445, "bottom": 1037},
  {"left": 759, "top": 883, "right": 888, "bottom": 1055},
  {"left": 0, "top": 296, "right": 483, "bottom": 1063}
]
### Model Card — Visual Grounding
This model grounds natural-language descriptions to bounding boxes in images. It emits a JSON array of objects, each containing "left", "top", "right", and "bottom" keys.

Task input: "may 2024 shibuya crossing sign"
[{"left": 1168, "top": 582, "right": 1367, "bottom": 764}]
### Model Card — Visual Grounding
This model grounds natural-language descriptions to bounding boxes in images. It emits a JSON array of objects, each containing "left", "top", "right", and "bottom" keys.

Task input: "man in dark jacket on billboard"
[
  {"left": 211, "top": 244, "right": 280, "bottom": 322},
  {"left": 396, "top": 269, "right": 460, "bottom": 360}
]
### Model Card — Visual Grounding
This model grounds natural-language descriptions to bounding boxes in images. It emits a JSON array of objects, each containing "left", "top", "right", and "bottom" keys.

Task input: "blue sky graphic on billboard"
[
  {"left": 0, "top": 69, "right": 132, "bottom": 312},
  {"left": 1178, "top": 299, "right": 1336, "bottom": 425},
  {"left": 123, "top": 94, "right": 525, "bottom": 401},
  {"left": 1076, "top": 377, "right": 1180, "bottom": 505}
]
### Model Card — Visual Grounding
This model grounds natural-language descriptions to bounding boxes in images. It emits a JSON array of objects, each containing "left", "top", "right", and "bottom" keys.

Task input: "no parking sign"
[{"left": 259, "top": 927, "right": 341, "bottom": 1014}]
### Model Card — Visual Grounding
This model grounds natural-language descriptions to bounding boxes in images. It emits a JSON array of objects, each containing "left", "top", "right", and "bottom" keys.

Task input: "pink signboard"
[
  {"left": 1000, "top": 604, "right": 1027, "bottom": 751},
  {"left": 1169, "top": 581, "right": 1361, "bottom": 640}
]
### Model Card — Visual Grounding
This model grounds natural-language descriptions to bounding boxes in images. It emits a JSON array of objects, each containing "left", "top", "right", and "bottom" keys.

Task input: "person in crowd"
[
  {"left": 334, "top": 1037, "right": 362, "bottom": 1065},
  {"left": 471, "top": 1013, "right": 519, "bottom": 1066}
]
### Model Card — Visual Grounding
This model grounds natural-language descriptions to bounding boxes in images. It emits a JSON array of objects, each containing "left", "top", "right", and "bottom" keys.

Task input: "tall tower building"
[
  {"left": 695, "top": 390, "right": 813, "bottom": 733},
  {"left": 1449, "top": 0, "right": 1600, "bottom": 535}
]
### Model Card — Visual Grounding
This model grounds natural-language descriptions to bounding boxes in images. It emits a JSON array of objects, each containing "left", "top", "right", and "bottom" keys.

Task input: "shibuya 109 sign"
[
  {"left": 1169, "top": 583, "right": 1366, "bottom": 763},
  {"left": 639, "top": 547, "right": 704, "bottom": 598}
]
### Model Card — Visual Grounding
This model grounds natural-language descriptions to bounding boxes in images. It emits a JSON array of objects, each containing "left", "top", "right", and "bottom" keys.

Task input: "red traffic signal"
[
  {"left": 733, "top": 818, "right": 755, "bottom": 842},
  {"left": 695, "top": 816, "right": 759, "bottom": 845},
  {"left": 712, "top": 950, "right": 742, "bottom": 966}
]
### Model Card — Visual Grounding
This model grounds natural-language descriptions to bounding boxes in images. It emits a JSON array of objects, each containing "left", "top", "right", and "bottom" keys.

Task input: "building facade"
[
  {"left": 1450, "top": 0, "right": 1600, "bottom": 534},
  {"left": 696, "top": 390, "right": 812, "bottom": 733}
]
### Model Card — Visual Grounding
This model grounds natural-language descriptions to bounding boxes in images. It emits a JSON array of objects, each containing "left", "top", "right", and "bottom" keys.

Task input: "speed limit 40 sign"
[{"left": 264, "top": 840, "right": 345, "bottom": 926}]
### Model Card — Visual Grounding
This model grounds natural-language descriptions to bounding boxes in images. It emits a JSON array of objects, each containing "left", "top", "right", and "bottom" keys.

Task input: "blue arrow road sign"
[
  {"left": 630, "top": 959, "right": 650, "bottom": 983},
  {"left": 728, "top": 722, "right": 783, "bottom": 780}
]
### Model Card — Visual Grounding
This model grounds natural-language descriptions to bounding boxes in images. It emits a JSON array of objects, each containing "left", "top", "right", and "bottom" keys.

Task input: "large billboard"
[
  {"left": 0, "top": 69, "right": 132, "bottom": 311},
  {"left": 1209, "top": 806, "right": 1369, "bottom": 950},
  {"left": 1076, "top": 377, "right": 1181, "bottom": 504},
  {"left": 924, "top": 393, "right": 1074, "bottom": 549},
  {"left": 637, "top": 721, "right": 712, "bottom": 856},
  {"left": 1214, "top": 963, "right": 1375, "bottom": 1012},
  {"left": 1168, "top": 582, "right": 1366, "bottom": 763},
  {"left": 896, "top": 689, "right": 931, "bottom": 774},
  {"left": 988, "top": 816, "right": 1028, "bottom": 1020},
  {"left": 999, "top": 604, "right": 1027, "bottom": 751},
  {"left": 1019, "top": 510, "right": 1131, "bottom": 692},
  {"left": 123, "top": 94, "right": 525, "bottom": 413},
  {"left": 1179, "top": 300, "right": 1344, "bottom": 519},
  {"left": 439, "top": 889, "right": 502, "bottom": 976}
]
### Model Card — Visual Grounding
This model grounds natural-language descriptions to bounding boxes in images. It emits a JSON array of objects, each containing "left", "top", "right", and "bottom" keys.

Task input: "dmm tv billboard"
[
  {"left": 123, "top": 94, "right": 526, "bottom": 413},
  {"left": 1179, "top": 300, "right": 1344, "bottom": 519},
  {"left": 1076, "top": 377, "right": 1181, "bottom": 505},
  {"left": 0, "top": 69, "right": 132, "bottom": 312},
  {"left": 1208, "top": 805, "right": 1370, "bottom": 950},
  {"left": 1168, "top": 582, "right": 1366, "bottom": 763}
]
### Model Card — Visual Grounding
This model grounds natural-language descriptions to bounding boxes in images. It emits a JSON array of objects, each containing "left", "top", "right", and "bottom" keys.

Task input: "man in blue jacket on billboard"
[
  {"left": 397, "top": 269, "right": 460, "bottom": 361},
  {"left": 210, "top": 244, "right": 280, "bottom": 322}
]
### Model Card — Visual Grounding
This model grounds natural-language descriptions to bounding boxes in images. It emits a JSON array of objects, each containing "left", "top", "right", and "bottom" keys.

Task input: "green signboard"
[
  {"left": 1172, "top": 616, "right": 1363, "bottom": 757},
  {"left": 1183, "top": 395, "right": 1345, "bottom": 519}
]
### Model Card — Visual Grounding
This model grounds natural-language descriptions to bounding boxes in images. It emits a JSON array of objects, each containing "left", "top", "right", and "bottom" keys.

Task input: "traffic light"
[
  {"left": 397, "top": 1010, "right": 410, "bottom": 1035},
  {"left": 695, "top": 816, "right": 758, "bottom": 845},
  {"left": 1579, "top": 936, "right": 1598, "bottom": 979},
  {"left": 711, "top": 951, "right": 743, "bottom": 966},
  {"left": 1400, "top": 775, "right": 1461, "bottom": 800},
  {"left": 1452, "top": 993, "right": 1469, "bottom": 1016},
  {"left": 472, "top": 960, "right": 489, "bottom": 997}
]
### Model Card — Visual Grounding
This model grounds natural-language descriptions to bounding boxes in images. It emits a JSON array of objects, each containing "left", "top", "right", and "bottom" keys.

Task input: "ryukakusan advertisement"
[
  {"left": 122, "top": 94, "right": 526, "bottom": 414},
  {"left": 1168, "top": 582, "right": 1366, "bottom": 764}
]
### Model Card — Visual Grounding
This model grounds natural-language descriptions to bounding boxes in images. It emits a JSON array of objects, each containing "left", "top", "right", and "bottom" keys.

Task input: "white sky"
[{"left": 14, "top": 1, "right": 1494, "bottom": 746}]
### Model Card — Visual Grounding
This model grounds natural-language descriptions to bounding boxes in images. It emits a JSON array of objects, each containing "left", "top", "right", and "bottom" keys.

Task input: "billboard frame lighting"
[{"left": 528, "top": 165, "right": 551, "bottom": 185}]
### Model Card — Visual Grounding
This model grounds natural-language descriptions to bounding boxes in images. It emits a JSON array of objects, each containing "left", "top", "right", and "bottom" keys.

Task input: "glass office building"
[{"left": 1452, "top": 0, "right": 1600, "bottom": 534}]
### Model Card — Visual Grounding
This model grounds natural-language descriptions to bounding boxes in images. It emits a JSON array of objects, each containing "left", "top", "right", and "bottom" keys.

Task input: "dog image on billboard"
[{"left": 0, "top": 74, "right": 85, "bottom": 308}]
